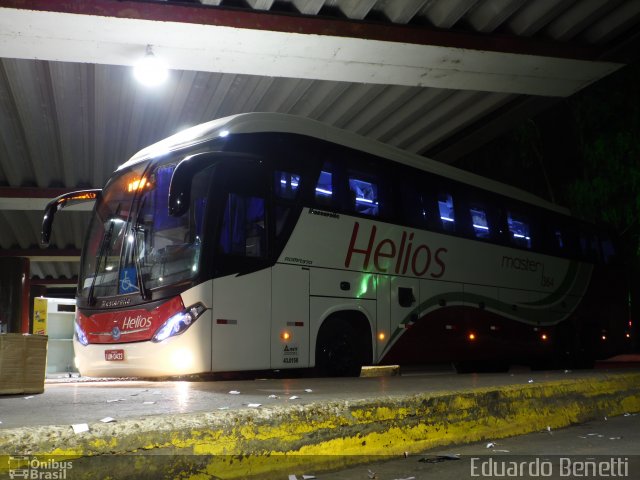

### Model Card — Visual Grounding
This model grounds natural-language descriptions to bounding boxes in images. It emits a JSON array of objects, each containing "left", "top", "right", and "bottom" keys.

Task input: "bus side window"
[
  {"left": 507, "top": 212, "right": 532, "bottom": 249},
  {"left": 218, "top": 193, "right": 265, "bottom": 258},
  {"left": 600, "top": 235, "right": 617, "bottom": 264},
  {"left": 315, "top": 170, "right": 333, "bottom": 206},
  {"left": 469, "top": 205, "right": 490, "bottom": 239},
  {"left": 438, "top": 193, "right": 455, "bottom": 232},
  {"left": 274, "top": 171, "right": 300, "bottom": 200},
  {"left": 273, "top": 170, "right": 301, "bottom": 239},
  {"left": 563, "top": 228, "right": 580, "bottom": 259},
  {"left": 580, "top": 232, "right": 601, "bottom": 263},
  {"left": 348, "top": 176, "right": 379, "bottom": 217},
  {"left": 554, "top": 229, "right": 564, "bottom": 250}
]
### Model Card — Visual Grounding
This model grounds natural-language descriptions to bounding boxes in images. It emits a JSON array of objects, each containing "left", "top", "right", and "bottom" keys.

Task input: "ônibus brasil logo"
[{"left": 8, "top": 456, "right": 72, "bottom": 479}]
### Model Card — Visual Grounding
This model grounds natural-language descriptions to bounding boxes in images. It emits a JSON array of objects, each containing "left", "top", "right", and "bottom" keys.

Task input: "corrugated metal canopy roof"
[{"left": 0, "top": 0, "right": 639, "bottom": 287}]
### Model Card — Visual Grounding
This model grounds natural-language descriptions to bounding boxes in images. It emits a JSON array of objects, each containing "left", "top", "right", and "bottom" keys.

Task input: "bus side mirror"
[
  {"left": 168, "top": 152, "right": 261, "bottom": 217},
  {"left": 41, "top": 189, "right": 101, "bottom": 247}
]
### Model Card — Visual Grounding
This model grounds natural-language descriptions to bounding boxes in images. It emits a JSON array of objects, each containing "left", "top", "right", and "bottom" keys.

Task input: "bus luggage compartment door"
[
  {"left": 211, "top": 269, "right": 271, "bottom": 371},
  {"left": 271, "top": 264, "right": 310, "bottom": 369}
]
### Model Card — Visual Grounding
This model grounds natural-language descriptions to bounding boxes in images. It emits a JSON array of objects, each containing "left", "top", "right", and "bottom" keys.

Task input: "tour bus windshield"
[{"left": 78, "top": 158, "right": 210, "bottom": 300}]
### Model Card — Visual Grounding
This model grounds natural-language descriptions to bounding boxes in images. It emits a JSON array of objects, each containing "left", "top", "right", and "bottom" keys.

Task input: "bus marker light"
[
  {"left": 377, "top": 332, "right": 386, "bottom": 341},
  {"left": 601, "top": 335, "right": 607, "bottom": 341},
  {"left": 216, "top": 319, "right": 237, "bottom": 325},
  {"left": 280, "top": 331, "right": 291, "bottom": 341},
  {"left": 541, "top": 333, "right": 548, "bottom": 341},
  {"left": 626, "top": 333, "right": 631, "bottom": 338},
  {"left": 468, "top": 333, "right": 476, "bottom": 341},
  {"left": 127, "top": 177, "right": 149, "bottom": 192}
]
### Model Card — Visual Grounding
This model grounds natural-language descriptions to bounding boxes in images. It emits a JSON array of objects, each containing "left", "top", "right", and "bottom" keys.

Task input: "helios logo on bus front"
[
  {"left": 121, "top": 315, "right": 153, "bottom": 330},
  {"left": 344, "top": 222, "right": 447, "bottom": 278}
]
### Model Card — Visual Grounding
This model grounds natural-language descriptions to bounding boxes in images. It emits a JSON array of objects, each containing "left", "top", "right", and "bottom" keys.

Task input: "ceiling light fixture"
[{"left": 134, "top": 45, "right": 168, "bottom": 87}]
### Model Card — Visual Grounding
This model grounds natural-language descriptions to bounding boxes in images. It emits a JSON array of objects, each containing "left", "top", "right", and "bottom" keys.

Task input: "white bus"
[{"left": 42, "top": 113, "right": 631, "bottom": 377}]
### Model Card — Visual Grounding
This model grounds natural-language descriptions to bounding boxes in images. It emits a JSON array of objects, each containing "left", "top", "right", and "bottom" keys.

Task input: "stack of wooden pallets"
[{"left": 0, "top": 334, "right": 47, "bottom": 394}]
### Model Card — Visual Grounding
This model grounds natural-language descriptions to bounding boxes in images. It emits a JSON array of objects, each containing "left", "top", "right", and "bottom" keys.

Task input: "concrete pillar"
[{"left": 0, "top": 257, "right": 31, "bottom": 333}]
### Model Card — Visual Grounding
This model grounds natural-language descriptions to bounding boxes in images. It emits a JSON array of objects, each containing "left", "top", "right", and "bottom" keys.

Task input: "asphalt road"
[{"left": 318, "top": 413, "right": 640, "bottom": 480}]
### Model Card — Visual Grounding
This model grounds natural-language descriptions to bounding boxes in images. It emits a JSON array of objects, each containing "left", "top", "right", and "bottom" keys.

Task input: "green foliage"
[
  {"left": 567, "top": 131, "right": 640, "bottom": 229},
  {"left": 565, "top": 63, "right": 640, "bottom": 255}
]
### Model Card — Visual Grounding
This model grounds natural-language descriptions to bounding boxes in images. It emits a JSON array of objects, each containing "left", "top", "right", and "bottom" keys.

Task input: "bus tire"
[{"left": 315, "top": 316, "right": 370, "bottom": 377}]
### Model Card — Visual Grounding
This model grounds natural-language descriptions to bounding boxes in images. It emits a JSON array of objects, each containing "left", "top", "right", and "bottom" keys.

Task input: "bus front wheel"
[{"left": 315, "top": 317, "right": 370, "bottom": 377}]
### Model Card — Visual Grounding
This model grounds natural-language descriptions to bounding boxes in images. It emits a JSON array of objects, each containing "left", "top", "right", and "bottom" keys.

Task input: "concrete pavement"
[{"left": 1, "top": 368, "right": 639, "bottom": 479}]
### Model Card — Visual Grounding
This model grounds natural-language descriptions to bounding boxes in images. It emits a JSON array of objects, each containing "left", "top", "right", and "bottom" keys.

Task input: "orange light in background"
[
  {"left": 377, "top": 332, "right": 386, "bottom": 341},
  {"left": 280, "top": 331, "right": 291, "bottom": 341},
  {"left": 468, "top": 333, "right": 476, "bottom": 341},
  {"left": 70, "top": 192, "right": 98, "bottom": 201},
  {"left": 127, "top": 177, "right": 149, "bottom": 192}
]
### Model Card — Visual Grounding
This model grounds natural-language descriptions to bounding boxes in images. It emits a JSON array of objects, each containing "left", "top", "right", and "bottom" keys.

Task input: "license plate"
[{"left": 105, "top": 349, "right": 125, "bottom": 361}]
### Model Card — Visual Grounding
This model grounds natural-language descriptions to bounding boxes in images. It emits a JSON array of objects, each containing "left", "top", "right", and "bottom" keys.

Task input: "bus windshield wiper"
[
  {"left": 88, "top": 218, "right": 115, "bottom": 306},
  {"left": 131, "top": 198, "right": 150, "bottom": 301},
  {"left": 132, "top": 228, "right": 149, "bottom": 300}
]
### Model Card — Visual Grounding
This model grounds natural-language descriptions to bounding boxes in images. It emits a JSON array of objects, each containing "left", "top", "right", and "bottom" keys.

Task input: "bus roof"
[{"left": 119, "top": 112, "right": 570, "bottom": 215}]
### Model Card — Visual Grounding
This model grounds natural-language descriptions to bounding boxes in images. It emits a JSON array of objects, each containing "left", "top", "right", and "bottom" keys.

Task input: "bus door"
[
  {"left": 271, "top": 264, "right": 310, "bottom": 369},
  {"left": 210, "top": 161, "right": 271, "bottom": 372}
]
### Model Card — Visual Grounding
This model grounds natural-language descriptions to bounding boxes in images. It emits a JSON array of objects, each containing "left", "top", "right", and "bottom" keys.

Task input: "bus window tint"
[
  {"left": 274, "top": 171, "right": 300, "bottom": 200},
  {"left": 315, "top": 170, "right": 333, "bottom": 205},
  {"left": 470, "top": 206, "right": 490, "bottom": 239},
  {"left": 219, "top": 194, "right": 265, "bottom": 257},
  {"left": 508, "top": 213, "right": 532, "bottom": 249},
  {"left": 438, "top": 193, "right": 455, "bottom": 232},
  {"left": 349, "top": 177, "right": 379, "bottom": 216}
]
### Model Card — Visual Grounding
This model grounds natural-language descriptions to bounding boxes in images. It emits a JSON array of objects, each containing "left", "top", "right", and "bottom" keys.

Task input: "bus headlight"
[
  {"left": 75, "top": 320, "right": 89, "bottom": 346},
  {"left": 152, "top": 303, "right": 206, "bottom": 343}
]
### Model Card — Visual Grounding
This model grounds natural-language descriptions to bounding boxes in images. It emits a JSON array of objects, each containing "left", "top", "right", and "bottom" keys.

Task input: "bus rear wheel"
[{"left": 316, "top": 318, "right": 370, "bottom": 377}]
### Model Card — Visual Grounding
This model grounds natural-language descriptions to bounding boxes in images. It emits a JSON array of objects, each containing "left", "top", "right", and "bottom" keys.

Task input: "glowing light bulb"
[{"left": 134, "top": 45, "right": 168, "bottom": 87}]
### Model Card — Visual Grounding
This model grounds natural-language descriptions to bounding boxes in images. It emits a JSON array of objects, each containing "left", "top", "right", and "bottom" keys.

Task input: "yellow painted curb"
[{"left": 1, "top": 372, "right": 639, "bottom": 479}]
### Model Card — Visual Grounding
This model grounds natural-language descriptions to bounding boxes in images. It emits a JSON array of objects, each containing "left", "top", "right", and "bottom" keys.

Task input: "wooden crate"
[{"left": 0, "top": 334, "right": 48, "bottom": 394}]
